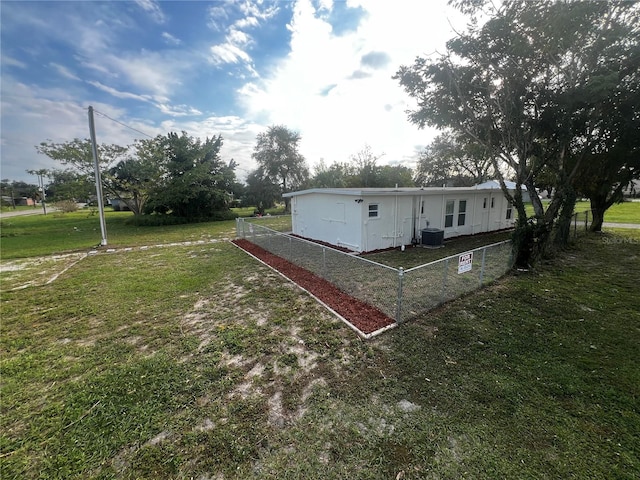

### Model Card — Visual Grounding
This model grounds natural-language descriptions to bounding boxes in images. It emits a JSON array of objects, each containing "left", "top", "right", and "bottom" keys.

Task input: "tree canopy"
[
  {"left": 0, "top": 179, "right": 38, "bottom": 207},
  {"left": 415, "top": 133, "right": 496, "bottom": 187},
  {"left": 250, "top": 125, "right": 309, "bottom": 212},
  {"left": 143, "top": 132, "right": 237, "bottom": 219},
  {"left": 36, "top": 131, "right": 238, "bottom": 220},
  {"left": 310, "top": 145, "right": 415, "bottom": 189},
  {"left": 395, "top": 0, "right": 640, "bottom": 266}
]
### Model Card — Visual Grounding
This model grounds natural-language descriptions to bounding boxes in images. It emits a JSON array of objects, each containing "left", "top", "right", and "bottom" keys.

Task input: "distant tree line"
[
  {"left": 29, "top": 125, "right": 481, "bottom": 219},
  {"left": 244, "top": 127, "right": 419, "bottom": 215}
]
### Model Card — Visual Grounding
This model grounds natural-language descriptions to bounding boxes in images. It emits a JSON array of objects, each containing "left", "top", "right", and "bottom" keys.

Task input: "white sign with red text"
[{"left": 458, "top": 252, "right": 473, "bottom": 274}]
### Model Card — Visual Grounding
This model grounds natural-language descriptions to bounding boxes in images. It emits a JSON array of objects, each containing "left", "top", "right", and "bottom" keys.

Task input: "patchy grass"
[{"left": 1, "top": 231, "right": 639, "bottom": 479}]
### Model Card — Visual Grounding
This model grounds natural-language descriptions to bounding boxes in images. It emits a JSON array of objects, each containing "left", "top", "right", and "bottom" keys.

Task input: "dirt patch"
[
  {"left": 232, "top": 239, "right": 394, "bottom": 334},
  {"left": 1, "top": 253, "right": 87, "bottom": 289}
]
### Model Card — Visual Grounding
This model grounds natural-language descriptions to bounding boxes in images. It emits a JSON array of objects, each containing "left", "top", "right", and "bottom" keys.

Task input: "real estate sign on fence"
[{"left": 458, "top": 252, "right": 473, "bottom": 274}]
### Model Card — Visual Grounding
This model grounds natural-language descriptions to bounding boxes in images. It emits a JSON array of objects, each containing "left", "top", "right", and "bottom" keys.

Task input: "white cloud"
[
  {"left": 87, "top": 80, "right": 153, "bottom": 102},
  {"left": 103, "top": 51, "right": 186, "bottom": 98},
  {"left": 161, "top": 32, "right": 182, "bottom": 45},
  {"left": 208, "top": 2, "right": 232, "bottom": 31},
  {"left": 87, "top": 80, "right": 202, "bottom": 118},
  {"left": 211, "top": 43, "right": 252, "bottom": 65},
  {"left": 157, "top": 104, "right": 203, "bottom": 117},
  {"left": 135, "top": 0, "right": 166, "bottom": 24},
  {"left": 50, "top": 63, "right": 81, "bottom": 81},
  {"left": 208, "top": 0, "right": 279, "bottom": 75},
  {"left": 228, "top": 28, "right": 251, "bottom": 45},
  {"left": 237, "top": 0, "right": 464, "bottom": 169},
  {"left": 234, "top": 16, "right": 260, "bottom": 29},
  {"left": 316, "top": 0, "right": 333, "bottom": 12},
  {"left": 2, "top": 56, "right": 27, "bottom": 69},
  {"left": 237, "top": 0, "right": 278, "bottom": 23},
  {"left": 76, "top": 56, "right": 117, "bottom": 78}
]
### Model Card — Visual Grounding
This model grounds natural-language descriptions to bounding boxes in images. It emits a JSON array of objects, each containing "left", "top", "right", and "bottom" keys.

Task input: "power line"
[{"left": 91, "top": 108, "right": 155, "bottom": 139}]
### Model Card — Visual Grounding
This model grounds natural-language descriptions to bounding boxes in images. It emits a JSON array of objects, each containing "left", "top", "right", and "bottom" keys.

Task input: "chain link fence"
[
  {"left": 572, "top": 210, "right": 591, "bottom": 238},
  {"left": 236, "top": 218, "right": 400, "bottom": 318},
  {"left": 398, "top": 240, "right": 513, "bottom": 323},
  {"left": 236, "top": 218, "right": 514, "bottom": 327}
]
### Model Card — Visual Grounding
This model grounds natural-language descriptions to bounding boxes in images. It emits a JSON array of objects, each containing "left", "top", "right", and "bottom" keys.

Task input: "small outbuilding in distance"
[{"left": 283, "top": 180, "right": 522, "bottom": 253}]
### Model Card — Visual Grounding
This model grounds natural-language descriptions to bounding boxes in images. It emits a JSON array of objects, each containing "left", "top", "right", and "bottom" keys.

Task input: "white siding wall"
[
  {"left": 291, "top": 193, "right": 363, "bottom": 251},
  {"left": 360, "top": 195, "right": 413, "bottom": 251},
  {"left": 417, "top": 191, "right": 514, "bottom": 239},
  {"left": 289, "top": 188, "right": 516, "bottom": 253},
  {"left": 417, "top": 194, "right": 474, "bottom": 238}
]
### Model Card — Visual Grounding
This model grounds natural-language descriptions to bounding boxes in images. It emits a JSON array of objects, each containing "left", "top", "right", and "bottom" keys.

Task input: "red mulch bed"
[{"left": 233, "top": 239, "right": 395, "bottom": 335}]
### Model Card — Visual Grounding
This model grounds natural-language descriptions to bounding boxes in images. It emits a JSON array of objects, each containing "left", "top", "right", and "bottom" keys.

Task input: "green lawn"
[
  {"left": 0, "top": 208, "right": 288, "bottom": 260},
  {"left": 0, "top": 205, "right": 40, "bottom": 213},
  {"left": 1, "top": 222, "right": 638, "bottom": 478},
  {"left": 596, "top": 201, "right": 640, "bottom": 224},
  {"left": 539, "top": 200, "right": 640, "bottom": 224},
  {"left": 0, "top": 210, "right": 236, "bottom": 260}
]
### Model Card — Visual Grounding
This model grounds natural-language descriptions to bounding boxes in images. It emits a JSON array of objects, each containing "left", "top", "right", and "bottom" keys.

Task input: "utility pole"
[
  {"left": 27, "top": 169, "right": 49, "bottom": 215},
  {"left": 27, "top": 168, "right": 49, "bottom": 215},
  {"left": 37, "top": 173, "right": 47, "bottom": 215},
  {"left": 88, "top": 106, "right": 108, "bottom": 246}
]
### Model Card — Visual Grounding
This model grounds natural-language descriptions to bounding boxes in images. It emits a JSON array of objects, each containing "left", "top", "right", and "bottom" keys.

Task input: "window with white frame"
[
  {"left": 445, "top": 200, "right": 455, "bottom": 227},
  {"left": 506, "top": 202, "right": 513, "bottom": 220},
  {"left": 458, "top": 200, "right": 467, "bottom": 226},
  {"left": 368, "top": 203, "right": 379, "bottom": 218}
]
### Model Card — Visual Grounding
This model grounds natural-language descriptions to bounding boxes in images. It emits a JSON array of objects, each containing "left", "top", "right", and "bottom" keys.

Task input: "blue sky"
[{"left": 1, "top": 0, "right": 466, "bottom": 184}]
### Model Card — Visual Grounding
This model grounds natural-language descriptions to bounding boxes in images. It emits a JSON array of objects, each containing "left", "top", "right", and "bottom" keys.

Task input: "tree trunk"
[
  {"left": 553, "top": 189, "right": 577, "bottom": 247},
  {"left": 511, "top": 185, "right": 535, "bottom": 268},
  {"left": 589, "top": 196, "right": 608, "bottom": 232}
]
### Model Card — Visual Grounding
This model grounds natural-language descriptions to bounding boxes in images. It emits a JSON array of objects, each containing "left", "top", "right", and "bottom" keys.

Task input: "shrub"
[
  {"left": 125, "top": 210, "right": 238, "bottom": 227},
  {"left": 54, "top": 200, "right": 79, "bottom": 213}
]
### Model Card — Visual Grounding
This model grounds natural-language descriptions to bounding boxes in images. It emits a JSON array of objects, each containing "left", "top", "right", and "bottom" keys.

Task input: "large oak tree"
[
  {"left": 144, "top": 132, "right": 237, "bottom": 219},
  {"left": 395, "top": 0, "right": 639, "bottom": 266}
]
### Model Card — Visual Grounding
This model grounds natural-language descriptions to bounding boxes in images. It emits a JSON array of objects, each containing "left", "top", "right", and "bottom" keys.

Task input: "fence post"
[
  {"left": 396, "top": 267, "right": 404, "bottom": 324},
  {"left": 479, "top": 247, "right": 487, "bottom": 285},
  {"left": 441, "top": 258, "right": 449, "bottom": 304},
  {"left": 289, "top": 236, "right": 292, "bottom": 261},
  {"left": 573, "top": 213, "right": 578, "bottom": 238},
  {"left": 585, "top": 210, "right": 589, "bottom": 231},
  {"left": 322, "top": 247, "right": 327, "bottom": 279}
]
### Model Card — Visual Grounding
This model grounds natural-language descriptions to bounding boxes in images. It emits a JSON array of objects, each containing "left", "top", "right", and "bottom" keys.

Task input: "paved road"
[
  {"left": 0, "top": 207, "right": 53, "bottom": 218},
  {"left": 602, "top": 222, "right": 640, "bottom": 229}
]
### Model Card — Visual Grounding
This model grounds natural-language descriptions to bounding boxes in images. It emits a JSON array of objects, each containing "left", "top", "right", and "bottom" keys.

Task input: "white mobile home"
[{"left": 283, "top": 181, "right": 517, "bottom": 253}]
